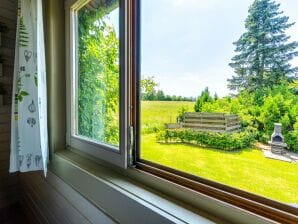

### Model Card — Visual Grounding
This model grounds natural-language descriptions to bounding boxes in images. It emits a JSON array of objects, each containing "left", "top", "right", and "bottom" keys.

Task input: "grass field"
[
  {"left": 141, "top": 101, "right": 194, "bottom": 133},
  {"left": 140, "top": 101, "right": 298, "bottom": 203}
]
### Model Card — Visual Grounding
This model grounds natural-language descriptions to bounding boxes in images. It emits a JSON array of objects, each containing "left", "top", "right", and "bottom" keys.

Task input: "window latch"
[{"left": 128, "top": 125, "right": 135, "bottom": 167}]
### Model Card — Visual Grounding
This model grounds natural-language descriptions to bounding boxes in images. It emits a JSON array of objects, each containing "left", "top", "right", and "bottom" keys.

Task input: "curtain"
[{"left": 10, "top": 0, "right": 48, "bottom": 176}]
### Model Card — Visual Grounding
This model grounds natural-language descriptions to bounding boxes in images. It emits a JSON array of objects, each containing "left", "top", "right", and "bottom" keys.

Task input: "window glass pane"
[
  {"left": 77, "top": 0, "right": 120, "bottom": 147},
  {"left": 140, "top": 0, "right": 298, "bottom": 205}
]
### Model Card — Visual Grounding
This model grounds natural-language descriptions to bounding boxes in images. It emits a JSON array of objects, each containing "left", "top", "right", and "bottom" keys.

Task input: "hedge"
[
  {"left": 157, "top": 128, "right": 256, "bottom": 151},
  {"left": 285, "top": 131, "right": 298, "bottom": 153}
]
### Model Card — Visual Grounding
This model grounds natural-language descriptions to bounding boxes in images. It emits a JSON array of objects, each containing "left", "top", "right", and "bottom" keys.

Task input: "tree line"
[{"left": 141, "top": 76, "right": 196, "bottom": 101}]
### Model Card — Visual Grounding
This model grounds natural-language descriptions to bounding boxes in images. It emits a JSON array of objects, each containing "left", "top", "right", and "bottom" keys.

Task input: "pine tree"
[
  {"left": 194, "top": 87, "right": 213, "bottom": 112},
  {"left": 214, "top": 93, "right": 219, "bottom": 101},
  {"left": 228, "top": 0, "right": 298, "bottom": 92}
]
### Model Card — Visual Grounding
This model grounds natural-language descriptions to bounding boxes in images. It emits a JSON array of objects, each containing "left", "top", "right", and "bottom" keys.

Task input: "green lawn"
[
  {"left": 141, "top": 101, "right": 194, "bottom": 133},
  {"left": 140, "top": 101, "right": 298, "bottom": 204}
]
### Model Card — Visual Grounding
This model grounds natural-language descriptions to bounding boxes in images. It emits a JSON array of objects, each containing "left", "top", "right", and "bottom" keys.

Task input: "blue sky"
[{"left": 140, "top": 0, "right": 298, "bottom": 97}]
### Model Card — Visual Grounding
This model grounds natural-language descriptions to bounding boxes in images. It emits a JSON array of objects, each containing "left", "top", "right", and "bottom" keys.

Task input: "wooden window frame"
[{"left": 130, "top": 1, "right": 298, "bottom": 223}]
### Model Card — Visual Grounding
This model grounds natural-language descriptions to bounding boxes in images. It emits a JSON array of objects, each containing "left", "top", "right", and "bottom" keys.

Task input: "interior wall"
[
  {"left": 17, "top": 0, "right": 115, "bottom": 223},
  {"left": 45, "top": 0, "right": 66, "bottom": 154},
  {"left": 0, "top": 0, "right": 19, "bottom": 209},
  {"left": 20, "top": 171, "right": 116, "bottom": 224}
]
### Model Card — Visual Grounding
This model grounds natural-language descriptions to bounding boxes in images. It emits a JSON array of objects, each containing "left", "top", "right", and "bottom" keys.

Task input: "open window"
[
  {"left": 65, "top": 0, "right": 297, "bottom": 222},
  {"left": 133, "top": 0, "right": 298, "bottom": 223},
  {"left": 66, "top": 0, "right": 129, "bottom": 168}
]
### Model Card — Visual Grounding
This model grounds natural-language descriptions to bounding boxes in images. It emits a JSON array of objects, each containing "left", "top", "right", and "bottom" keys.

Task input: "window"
[
  {"left": 66, "top": 0, "right": 297, "bottom": 222},
  {"left": 66, "top": 0, "right": 128, "bottom": 168},
  {"left": 134, "top": 0, "right": 297, "bottom": 222},
  {"left": 77, "top": 1, "right": 120, "bottom": 148}
]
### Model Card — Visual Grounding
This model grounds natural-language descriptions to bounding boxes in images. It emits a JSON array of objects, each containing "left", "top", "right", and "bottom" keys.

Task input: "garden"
[
  {"left": 76, "top": 0, "right": 298, "bottom": 205},
  {"left": 139, "top": 0, "right": 298, "bottom": 204},
  {"left": 140, "top": 101, "right": 298, "bottom": 204},
  {"left": 154, "top": 84, "right": 298, "bottom": 153}
]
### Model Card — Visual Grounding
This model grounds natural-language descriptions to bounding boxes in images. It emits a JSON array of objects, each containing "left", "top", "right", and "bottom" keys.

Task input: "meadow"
[
  {"left": 141, "top": 101, "right": 194, "bottom": 134},
  {"left": 140, "top": 101, "right": 298, "bottom": 204}
]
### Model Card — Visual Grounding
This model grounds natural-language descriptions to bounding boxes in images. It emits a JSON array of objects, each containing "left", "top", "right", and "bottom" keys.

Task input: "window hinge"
[{"left": 128, "top": 125, "right": 136, "bottom": 167}]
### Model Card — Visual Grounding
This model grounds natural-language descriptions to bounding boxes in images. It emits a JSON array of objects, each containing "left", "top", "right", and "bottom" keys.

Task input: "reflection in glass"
[{"left": 77, "top": 1, "right": 120, "bottom": 147}]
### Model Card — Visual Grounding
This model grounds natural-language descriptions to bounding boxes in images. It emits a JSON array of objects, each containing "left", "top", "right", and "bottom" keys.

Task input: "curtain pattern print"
[{"left": 10, "top": 0, "right": 48, "bottom": 176}]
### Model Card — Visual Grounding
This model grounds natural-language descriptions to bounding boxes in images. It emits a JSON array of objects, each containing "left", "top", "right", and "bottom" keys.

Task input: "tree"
[
  {"left": 194, "top": 87, "right": 213, "bottom": 112},
  {"left": 141, "top": 76, "right": 158, "bottom": 100},
  {"left": 155, "top": 90, "right": 165, "bottom": 101},
  {"left": 214, "top": 93, "right": 219, "bottom": 101},
  {"left": 228, "top": 0, "right": 298, "bottom": 92}
]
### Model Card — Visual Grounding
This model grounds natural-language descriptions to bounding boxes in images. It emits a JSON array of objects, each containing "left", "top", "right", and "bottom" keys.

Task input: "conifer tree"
[
  {"left": 194, "top": 87, "right": 213, "bottom": 112},
  {"left": 228, "top": 0, "right": 298, "bottom": 91}
]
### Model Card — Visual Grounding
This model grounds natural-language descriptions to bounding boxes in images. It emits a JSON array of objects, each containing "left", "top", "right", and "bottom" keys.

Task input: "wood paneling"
[
  {"left": 19, "top": 171, "right": 116, "bottom": 224},
  {"left": 0, "top": 0, "right": 18, "bottom": 210},
  {"left": 0, "top": 203, "right": 30, "bottom": 224}
]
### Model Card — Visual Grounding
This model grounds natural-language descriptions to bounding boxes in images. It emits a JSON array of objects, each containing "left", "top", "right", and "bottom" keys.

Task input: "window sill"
[{"left": 49, "top": 149, "right": 275, "bottom": 224}]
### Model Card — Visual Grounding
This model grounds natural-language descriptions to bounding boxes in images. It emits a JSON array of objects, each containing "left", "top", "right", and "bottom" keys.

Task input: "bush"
[
  {"left": 285, "top": 132, "right": 298, "bottom": 153},
  {"left": 199, "top": 84, "right": 298, "bottom": 152},
  {"left": 176, "top": 106, "right": 188, "bottom": 123},
  {"left": 142, "top": 123, "right": 161, "bottom": 134},
  {"left": 157, "top": 128, "right": 256, "bottom": 151},
  {"left": 284, "top": 120, "right": 298, "bottom": 152}
]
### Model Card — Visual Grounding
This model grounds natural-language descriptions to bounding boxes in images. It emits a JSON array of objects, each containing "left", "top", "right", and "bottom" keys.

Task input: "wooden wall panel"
[
  {"left": 19, "top": 172, "right": 116, "bottom": 224},
  {"left": 0, "top": 0, "right": 18, "bottom": 210}
]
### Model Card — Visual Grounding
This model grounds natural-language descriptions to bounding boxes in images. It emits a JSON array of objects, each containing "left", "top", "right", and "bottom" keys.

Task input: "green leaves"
[
  {"left": 285, "top": 129, "right": 298, "bottom": 152},
  {"left": 16, "top": 90, "right": 29, "bottom": 102},
  {"left": 158, "top": 128, "right": 256, "bottom": 151},
  {"left": 77, "top": 7, "right": 120, "bottom": 146},
  {"left": 194, "top": 87, "right": 213, "bottom": 112},
  {"left": 34, "top": 74, "right": 38, "bottom": 86},
  {"left": 198, "top": 84, "right": 298, "bottom": 152},
  {"left": 19, "top": 17, "right": 29, "bottom": 47},
  {"left": 141, "top": 76, "right": 158, "bottom": 100}
]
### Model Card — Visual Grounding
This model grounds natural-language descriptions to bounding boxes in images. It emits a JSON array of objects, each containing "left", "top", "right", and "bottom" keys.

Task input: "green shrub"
[
  {"left": 285, "top": 132, "right": 298, "bottom": 153},
  {"left": 176, "top": 106, "right": 188, "bottom": 123},
  {"left": 199, "top": 84, "right": 298, "bottom": 152},
  {"left": 285, "top": 121, "right": 298, "bottom": 152},
  {"left": 157, "top": 128, "right": 256, "bottom": 151},
  {"left": 142, "top": 123, "right": 161, "bottom": 134}
]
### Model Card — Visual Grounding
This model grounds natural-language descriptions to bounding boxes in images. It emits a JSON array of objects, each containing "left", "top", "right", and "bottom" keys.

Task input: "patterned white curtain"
[{"left": 10, "top": 0, "right": 48, "bottom": 176}]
